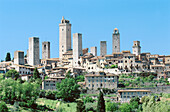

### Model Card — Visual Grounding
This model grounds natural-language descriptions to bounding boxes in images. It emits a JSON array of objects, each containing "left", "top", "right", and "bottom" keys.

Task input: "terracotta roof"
[{"left": 118, "top": 90, "right": 151, "bottom": 92}]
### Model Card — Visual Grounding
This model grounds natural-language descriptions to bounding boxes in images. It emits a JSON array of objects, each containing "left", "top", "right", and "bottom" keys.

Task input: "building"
[
  {"left": 90, "top": 46, "right": 97, "bottom": 56},
  {"left": 42, "top": 41, "right": 50, "bottom": 59},
  {"left": 59, "top": 16, "right": 71, "bottom": 60},
  {"left": 73, "top": 33, "right": 82, "bottom": 67},
  {"left": 42, "top": 77, "right": 65, "bottom": 90},
  {"left": 133, "top": 41, "right": 141, "bottom": 56},
  {"left": 118, "top": 89, "right": 151, "bottom": 102},
  {"left": 28, "top": 37, "right": 40, "bottom": 66},
  {"left": 112, "top": 28, "right": 120, "bottom": 53},
  {"left": 14, "top": 51, "right": 24, "bottom": 65},
  {"left": 85, "top": 72, "right": 119, "bottom": 90},
  {"left": 100, "top": 41, "right": 107, "bottom": 56}
]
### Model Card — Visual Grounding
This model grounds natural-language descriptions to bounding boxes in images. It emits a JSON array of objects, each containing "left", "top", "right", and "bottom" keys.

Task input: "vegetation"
[
  {"left": 0, "top": 101, "right": 8, "bottom": 112},
  {"left": 106, "top": 102, "right": 119, "bottom": 112},
  {"left": 56, "top": 78, "right": 80, "bottom": 102},
  {"left": 33, "top": 67, "right": 40, "bottom": 79},
  {"left": 105, "top": 64, "right": 118, "bottom": 69},
  {"left": 5, "top": 69, "right": 19, "bottom": 80},
  {"left": 5, "top": 52, "right": 11, "bottom": 61},
  {"left": 75, "top": 75, "right": 85, "bottom": 82},
  {"left": 76, "top": 99, "right": 85, "bottom": 112},
  {"left": 97, "top": 90, "right": 105, "bottom": 112}
]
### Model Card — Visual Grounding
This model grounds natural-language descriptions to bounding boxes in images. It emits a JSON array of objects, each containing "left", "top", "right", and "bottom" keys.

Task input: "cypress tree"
[
  {"left": 5, "top": 52, "right": 11, "bottom": 61},
  {"left": 33, "top": 67, "right": 40, "bottom": 79},
  {"left": 97, "top": 90, "right": 105, "bottom": 112}
]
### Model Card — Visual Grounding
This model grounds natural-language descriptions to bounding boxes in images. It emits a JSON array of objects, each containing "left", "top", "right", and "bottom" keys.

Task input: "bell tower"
[{"left": 112, "top": 28, "right": 120, "bottom": 53}]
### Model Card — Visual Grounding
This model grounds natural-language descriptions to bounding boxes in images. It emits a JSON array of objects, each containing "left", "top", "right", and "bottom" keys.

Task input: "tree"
[
  {"left": 97, "top": 90, "right": 105, "bottom": 112},
  {"left": 119, "top": 103, "right": 131, "bottom": 112},
  {"left": 56, "top": 78, "right": 80, "bottom": 102},
  {"left": 130, "top": 97, "right": 140, "bottom": 105},
  {"left": 75, "top": 75, "right": 85, "bottom": 82},
  {"left": 5, "top": 69, "right": 19, "bottom": 80},
  {"left": 106, "top": 102, "right": 118, "bottom": 112},
  {"left": 5, "top": 52, "right": 11, "bottom": 61},
  {"left": 76, "top": 99, "right": 85, "bottom": 112},
  {"left": 33, "top": 68, "right": 40, "bottom": 79},
  {"left": 0, "top": 101, "right": 8, "bottom": 112}
]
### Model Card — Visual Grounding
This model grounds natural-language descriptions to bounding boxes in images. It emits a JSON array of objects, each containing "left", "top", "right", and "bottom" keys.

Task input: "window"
[
  {"left": 89, "top": 84, "right": 90, "bottom": 87},
  {"left": 62, "top": 29, "right": 64, "bottom": 31}
]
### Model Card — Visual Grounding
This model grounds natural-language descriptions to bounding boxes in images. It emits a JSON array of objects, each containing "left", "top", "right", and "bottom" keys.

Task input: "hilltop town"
[{"left": 0, "top": 17, "right": 170, "bottom": 111}]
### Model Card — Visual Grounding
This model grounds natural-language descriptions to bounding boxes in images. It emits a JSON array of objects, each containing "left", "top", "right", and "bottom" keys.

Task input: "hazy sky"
[{"left": 0, "top": 0, "right": 170, "bottom": 60}]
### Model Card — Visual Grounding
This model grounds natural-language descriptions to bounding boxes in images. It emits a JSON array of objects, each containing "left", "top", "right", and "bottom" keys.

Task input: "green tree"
[
  {"left": 76, "top": 99, "right": 85, "bottom": 112},
  {"left": 119, "top": 103, "right": 131, "bottom": 112},
  {"left": 75, "top": 75, "right": 85, "bottom": 82},
  {"left": 97, "top": 90, "right": 105, "bottom": 112},
  {"left": 83, "top": 96, "right": 94, "bottom": 103},
  {"left": 56, "top": 78, "right": 80, "bottom": 102},
  {"left": 5, "top": 69, "right": 19, "bottom": 80},
  {"left": 33, "top": 67, "right": 40, "bottom": 79},
  {"left": 106, "top": 102, "right": 118, "bottom": 112},
  {"left": 5, "top": 52, "right": 11, "bottom": 61},
  {"left": 0, "top": 101, "right": 8, "bottom": 112}
]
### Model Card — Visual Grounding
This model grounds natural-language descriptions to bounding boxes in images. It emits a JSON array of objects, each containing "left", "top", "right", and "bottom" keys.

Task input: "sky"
[{"left": 0, "top": 0, "right": 170, "bottom": 60}]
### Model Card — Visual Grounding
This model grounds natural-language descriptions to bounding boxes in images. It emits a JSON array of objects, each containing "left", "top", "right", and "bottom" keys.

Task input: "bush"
[
  {"left": 0, "top": 101, "right": 8, "bottom": 112},
  {"left": 83, "top": 96, "right": 94, "bottom": 103}
]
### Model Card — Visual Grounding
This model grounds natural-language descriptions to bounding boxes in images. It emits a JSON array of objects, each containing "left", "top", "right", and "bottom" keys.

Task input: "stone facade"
[
  {"left": 90, "top": 46, "right": 97, "bottom": 56},
  {"left": 112, "top": 28, "right": 120, "bottom": 53},
  {"left": 100, "top": 41, "right": 107, "bottom": 56},
  {"left": 73, "top": 33, "right": 82, "bottom": 67},
  {"left": 42, "top": 41, "right": 50, "bottom": 59},
  {"left": 14, "top": 51, "right": 24, "bottom": 65},
  {"left": 28, "top": 37, "right": 40, "bottom": 66},
  {"left": 59, "top": 16, "right": 71, "bottom": 60},
  {"left": 133, "top": 41, "right": 141, "bottom": 56}
]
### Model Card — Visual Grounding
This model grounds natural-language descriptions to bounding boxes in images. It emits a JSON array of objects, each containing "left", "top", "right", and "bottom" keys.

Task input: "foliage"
[
  {"left": 45, "top": 90, "right": 57, "bottom": 100},
  {"left": 142, "top": 96, "right": 170, "bottom": 112},
  {"left": 76, "top": 99, "right": 85, "bottom": 112},
  {"left": 75, "top": 75, "right": 85, "bottom": 82},
  {"left": 0, "top": 101, "right": 8, "bottom": 112},
  {"left": 83, "top": 96, "right": 94, "bottom": 103},
  {"left": 33, "top": 67, "right": 40, "bottom": 79},
  {"left": 56, "top": 78, "right": 80, "bottom": 102},
  {"left": 5, "top": 52, "right": 11, "bottom": 61},
  {"left": 97, "top": 90, "right": 105, "bottom": 112},
  {"left": 106, "top": 102, "right": 118, "bottom": 112},
  {"left": 0, "top": 78, "right": 40, "bottom": 107},
  {"left": 5, "top": 69, "right": 19, "bottom": 80},
  {"left": 119, "top": 103, "right": 131, "bottom": 112}
]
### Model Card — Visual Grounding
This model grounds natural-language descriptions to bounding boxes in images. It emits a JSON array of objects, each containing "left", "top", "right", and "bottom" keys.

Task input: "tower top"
[
  {"left": 61, "top": 16, "right": 70, "bottom": 24},
  {"left": 113, "top": 28, "right": 119, "bottom": 34}
]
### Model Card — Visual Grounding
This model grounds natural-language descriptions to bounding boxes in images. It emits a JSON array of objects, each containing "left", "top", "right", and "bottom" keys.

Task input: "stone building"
[
  {"left": 133, "top": 41, "right": 141, "bottom": 56},
  {"left": 100, "top": 41, "right": 107, "bottom": 56},
  {"left": 112, "top": 28, "right": 120, "bottom": 53},
  {"left": 90, "top": 46, "right": 97, "bottom": 56},
  {"left": 14, "top": 51, "right": 24, "bottom": 65},
  {"left": 85, "top": 72, "right": 119, "bottom": 90},
  {"left": 42, "top": 41, "right": 50, "bottom": 59},
  {"left": 59, "top": 16, "right": 71, "bottom": 60},
  {"left": 73, "top": 33, "right": 82, "bottom": 67},
  {"left": 28, "top": 37, "right": 40, "bottom": 66}
]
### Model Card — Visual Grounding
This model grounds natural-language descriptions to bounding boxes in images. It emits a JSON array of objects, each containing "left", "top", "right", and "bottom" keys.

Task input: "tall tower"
[
  {"left": 42, "top": 41, "right": 50, "bottom": 59},
  {"left": 133, "top": 41, "right": 141, "bottom": 56},
  {"left": 28, "top": 37, "right": 40, "bottom": 66},
  {"left": 90, "top": 46, "right": 97, "bottom": 56},
  {"left": 100, "top": 41, "right": 107, "bottom": 56},
  {"left": 59, "top": 16, "right": 71, "bottom": 60},
  {"left": 73, "top": 33, "right": 82, "bottom": 67},
  {"left": 14, "top": 51, "right": 24, "bottom": 65},
  {"left": 112, "top": 28, "right": 120, "bottom": 53}
]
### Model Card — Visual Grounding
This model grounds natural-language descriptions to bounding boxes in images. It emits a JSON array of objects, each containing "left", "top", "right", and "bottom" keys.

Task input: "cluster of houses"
[{"left": 0, "top": 17, "right": 169, "bottom": 102}]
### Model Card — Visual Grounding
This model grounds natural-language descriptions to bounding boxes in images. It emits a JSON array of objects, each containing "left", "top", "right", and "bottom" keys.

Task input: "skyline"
[{"left": 0, "top": 0, "right": 170, "bottom": 60}]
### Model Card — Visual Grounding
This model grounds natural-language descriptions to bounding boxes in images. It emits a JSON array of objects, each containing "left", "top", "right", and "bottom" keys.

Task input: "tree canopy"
[
  {"left": 97, "top": 90, "right": 105, "bottom": 112},
  {"left": 5, "top": 52, "right": 11, "bottom": 61},
  {"left": 56, "top": 78, "right": 80, "bottom": 102},
  {"left": 5, "top": 69, "right": 19, "bottom": 80},
  {"left": 33, "top": 67, "right": 40, "bottom": 79}
]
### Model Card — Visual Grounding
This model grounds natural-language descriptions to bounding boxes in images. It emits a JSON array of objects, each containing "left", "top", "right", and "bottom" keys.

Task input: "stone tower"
[
  {"left": 42, "top": 41, "right": 50, "bottom": 59},
  {"left": 100, "top": 41, "right": 107, "bottom": 56},
  {"left": 59, "top": 16, "right": 71, "bottom": 60},
  {"left": 14, "top": 51, "right": 24, "bottom": 65},
  {"left": 73, "top": 33, "right": 82, "bottom": 67},
  {"left": 112, "top": 28, "right": 120, "bottom": 53},
  {"left": 28, "top": 37, "right": 40, "bottom": 66},
  {"left": 90, "top": 46, "right": 97, "bottom": 56},
  {"left": 133, "top": 41, "right": 141, "bottom": 56}
]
